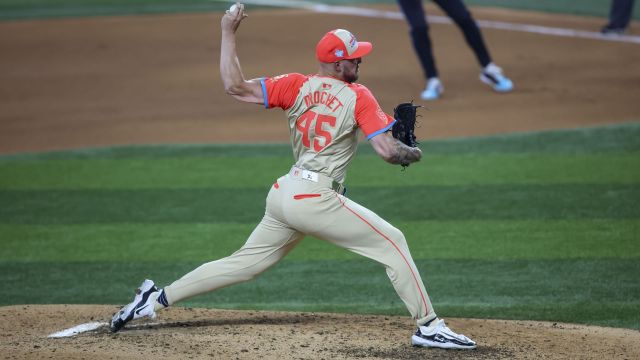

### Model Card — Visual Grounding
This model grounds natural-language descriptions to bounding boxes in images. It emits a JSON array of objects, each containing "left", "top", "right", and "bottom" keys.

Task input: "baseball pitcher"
[{"left": 109, "top": 2, "right": 476, "bottom": 350}]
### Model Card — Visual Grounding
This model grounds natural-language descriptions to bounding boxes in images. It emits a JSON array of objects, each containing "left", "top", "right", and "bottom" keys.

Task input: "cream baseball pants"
[{"left": 161, "top": 167, "right": 436, "bottom": 326}]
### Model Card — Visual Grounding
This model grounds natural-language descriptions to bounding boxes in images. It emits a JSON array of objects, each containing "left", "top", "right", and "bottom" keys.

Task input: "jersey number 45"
[{"left": 296, "top": 110, "right": 337, "bottom": 152}]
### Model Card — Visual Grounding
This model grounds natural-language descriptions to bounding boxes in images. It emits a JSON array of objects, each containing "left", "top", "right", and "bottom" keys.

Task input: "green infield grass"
[{"left": 1, "top": 123, "right": 639, "bottom": 330}]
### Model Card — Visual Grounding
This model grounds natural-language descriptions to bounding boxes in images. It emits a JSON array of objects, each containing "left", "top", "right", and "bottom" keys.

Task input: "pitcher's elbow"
[{"left": 223, "top": 84, "right": 240, "bottom": 96}]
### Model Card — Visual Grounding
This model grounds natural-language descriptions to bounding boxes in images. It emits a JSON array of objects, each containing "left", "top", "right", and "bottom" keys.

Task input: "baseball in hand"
[{"left": 229, "top": 4, "right": 238, "bottom": 13}]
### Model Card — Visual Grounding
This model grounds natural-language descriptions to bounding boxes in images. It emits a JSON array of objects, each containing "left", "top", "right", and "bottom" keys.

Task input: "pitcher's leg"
[
  {"left": 312, "top": 195, "right": 435, "bottom": 326},
  {"left": 161, "top": 215, "right": 303, "bottom": 307}
]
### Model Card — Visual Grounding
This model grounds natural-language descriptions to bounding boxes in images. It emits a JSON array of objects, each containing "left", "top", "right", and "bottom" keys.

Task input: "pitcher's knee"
[
  {"left": 237, "top": 263, "right": 273, "bottom": 282},
  {"left": 388, "top": 227, "right": 408, "bottom": 247}
]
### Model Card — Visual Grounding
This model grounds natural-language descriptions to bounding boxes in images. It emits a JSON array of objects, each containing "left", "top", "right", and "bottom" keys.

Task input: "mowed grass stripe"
[
  {"left": 2, "top": 259, "right": 638, "bottom": 329},
  {"left": 2, "top": 123, "right": 639, "bottom": 162},
  {"left": 1, "top": 124, "right": 638, "bottom": 329},
  {"left": 2, "top": 220, "right": 637, "bottom": 262},
  {"left": 2, "top": 153, "right": 639, "bottom": 189},
  {"left": 2, "top": 184, "right": 638, "bottom": 224},
  {"left": 351, "top": 153, "right": 640, "bottom": 186}
]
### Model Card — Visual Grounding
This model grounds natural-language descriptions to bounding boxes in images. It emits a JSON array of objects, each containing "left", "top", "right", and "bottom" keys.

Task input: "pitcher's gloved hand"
[{"left": 392, "top": 102, "right": 420, "bottom": 148}]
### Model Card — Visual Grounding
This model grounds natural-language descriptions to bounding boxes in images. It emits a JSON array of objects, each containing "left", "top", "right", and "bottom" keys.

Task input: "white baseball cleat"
[
  {"left": 110, "top": 279, "right": 159, "bottom": 333},
  {"left": 420, "top": 77, "right": 444, "bottom": 101},
  {"left": 411, "top": 319, "right": 477, "bottom": 349},
  {"left": 480, "top": 63, "right": 513, "bottom": 93}
]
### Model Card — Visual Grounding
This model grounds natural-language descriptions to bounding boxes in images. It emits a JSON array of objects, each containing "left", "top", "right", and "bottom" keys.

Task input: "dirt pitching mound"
[{"left": 2, "top": 305, "right": 638, "bottom": 359}]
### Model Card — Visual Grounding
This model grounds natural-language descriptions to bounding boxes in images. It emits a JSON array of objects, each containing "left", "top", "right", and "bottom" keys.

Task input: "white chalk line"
[
  {"left": 48, "top": 322, "right": 107, "bottom": 338},
  {"left": 47, "top": 321, "right": 162, "bottom": 338},
  {"left": 216, "top": 0, "right": 640, "bottom": 45}
]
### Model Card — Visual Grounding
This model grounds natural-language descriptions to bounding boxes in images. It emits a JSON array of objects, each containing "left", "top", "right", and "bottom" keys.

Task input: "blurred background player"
[
  {"left": 396, "top": 0, "right": 513, "bottom": 100},
  {"left": 602, "top": 0, "right": 636, "bottom": 34}
]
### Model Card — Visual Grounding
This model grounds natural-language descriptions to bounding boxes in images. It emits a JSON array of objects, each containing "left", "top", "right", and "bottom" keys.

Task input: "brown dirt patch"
[
  {"left": 0, "top": 5, "right": 639, "bottom": 154},
  {"left": 2, "top": 305, "right": 639, "bottom": 360},
  {"left": 1, "top": 4, "right": 640, "bottom": 359}
]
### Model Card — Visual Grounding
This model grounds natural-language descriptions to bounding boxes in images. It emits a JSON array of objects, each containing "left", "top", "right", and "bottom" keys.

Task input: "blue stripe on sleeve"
[
  {"left": 260, "top": 78, "right": 269, "bottom": 108},
  {"left": 366, "top": 120, "right": 396, "bottom": 140}
]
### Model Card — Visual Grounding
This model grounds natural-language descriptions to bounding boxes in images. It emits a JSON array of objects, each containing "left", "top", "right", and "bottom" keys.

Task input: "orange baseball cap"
[{"left": 316, "top": 29, "right": 372, "bottom": 63}]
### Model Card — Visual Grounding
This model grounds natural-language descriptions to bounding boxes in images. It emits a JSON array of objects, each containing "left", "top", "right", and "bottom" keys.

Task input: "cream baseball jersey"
[{"left": 261, "top": 73, "right": 395, "bottom": 183}]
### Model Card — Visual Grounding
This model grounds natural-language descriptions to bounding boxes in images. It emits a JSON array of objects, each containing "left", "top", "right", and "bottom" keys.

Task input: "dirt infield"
[
  {"left": 1, "top": 5, "right": 639, "bottom": 154},
  {"left": 2, "top": 305, "right": 639, "bottom": 360},
  {"left": 1, "top": 4, "right": 640, "bottom": 359}
]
